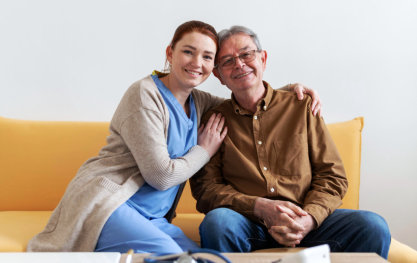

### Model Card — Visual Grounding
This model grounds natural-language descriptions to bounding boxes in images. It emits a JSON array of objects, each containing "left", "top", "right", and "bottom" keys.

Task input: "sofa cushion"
[{"left": 0, "top": 211, "right": 51, "bottom": 252}]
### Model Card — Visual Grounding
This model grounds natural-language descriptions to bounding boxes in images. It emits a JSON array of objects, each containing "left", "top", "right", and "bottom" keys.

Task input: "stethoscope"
[{"left": 143, "top": 248, "right": 231, "bottom": 263}]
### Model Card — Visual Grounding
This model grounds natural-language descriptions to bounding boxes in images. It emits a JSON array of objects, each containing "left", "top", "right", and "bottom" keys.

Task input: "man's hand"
[
  {"left": 283, "top": 83, "right": 322, "bottom": 117},
  {"left": 269, "top": 206, "right": 317, "bottom": 247},
  {"left": 254, "top": 198, "right": 308, "bottom": 247}
]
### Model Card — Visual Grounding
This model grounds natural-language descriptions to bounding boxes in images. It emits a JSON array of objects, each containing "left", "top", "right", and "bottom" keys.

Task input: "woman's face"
[{"left": 167, "top": 32, "right": 217, "bottom": 89}]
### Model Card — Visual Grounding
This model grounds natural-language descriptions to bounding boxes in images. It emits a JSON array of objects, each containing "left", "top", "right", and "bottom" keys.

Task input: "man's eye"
[
  {"left": 222, "top": 58, "right": 233, "bottom": 66},
  {"left": 241, "top": 52, "right": 251, "bottom": 59}
]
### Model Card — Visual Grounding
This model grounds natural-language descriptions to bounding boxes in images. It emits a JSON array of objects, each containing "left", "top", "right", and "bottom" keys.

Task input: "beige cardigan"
[{"left": 27, "top": 74, "right": 223, "bottom": 251}]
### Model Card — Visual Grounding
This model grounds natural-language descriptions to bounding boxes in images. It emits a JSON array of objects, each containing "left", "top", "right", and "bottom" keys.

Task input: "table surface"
[{"left": 120, "top": 252, "right": 388, "bottom": 263}]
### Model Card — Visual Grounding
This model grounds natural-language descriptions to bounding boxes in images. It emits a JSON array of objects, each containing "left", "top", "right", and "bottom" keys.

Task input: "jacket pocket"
[
  {"left": 272, "top": 133, "right": 310, "bottom": 178},
  {"left": 96, "top": 176, "right": 123, "bottom": 193}
]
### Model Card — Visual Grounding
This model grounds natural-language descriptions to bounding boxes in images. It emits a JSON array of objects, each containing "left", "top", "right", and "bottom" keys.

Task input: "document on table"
[{"left": 0, "top": 252, "right": 121, "bottom": 263}]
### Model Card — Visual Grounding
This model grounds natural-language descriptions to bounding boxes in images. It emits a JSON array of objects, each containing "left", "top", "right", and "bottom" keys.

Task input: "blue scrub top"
[{"left": 126, "top": 72, "right": 198, "bottom": 219}]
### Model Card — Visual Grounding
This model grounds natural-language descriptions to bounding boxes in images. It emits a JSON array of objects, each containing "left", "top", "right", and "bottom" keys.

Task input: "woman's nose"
[{"left": 190, "top": 55, "right": 203, "bottom": 67}]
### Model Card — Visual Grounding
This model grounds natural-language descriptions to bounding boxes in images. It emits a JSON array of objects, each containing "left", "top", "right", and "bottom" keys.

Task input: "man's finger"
[
  {"left": 282, "top": 202, "right": 308, "bottom": 217},
  {"left": 276, "top": 205, "right": 297, "bottom": 219},
  {"left": 288, "top": 219, "right": 305, "bottom": 232},
  {"left": 268, "top": 229, "right": 301, "bottom": 247}
]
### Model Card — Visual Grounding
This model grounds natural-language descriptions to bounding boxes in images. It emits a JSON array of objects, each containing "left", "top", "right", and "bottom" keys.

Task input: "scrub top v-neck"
[{"left": 126, "top": 72, "right": 198, "bottom": 219}]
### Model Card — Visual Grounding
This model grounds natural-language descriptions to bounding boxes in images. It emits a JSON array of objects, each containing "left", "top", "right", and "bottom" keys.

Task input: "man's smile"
[{"left": 232, "top": 71, "right": 252, "bottom": 79}]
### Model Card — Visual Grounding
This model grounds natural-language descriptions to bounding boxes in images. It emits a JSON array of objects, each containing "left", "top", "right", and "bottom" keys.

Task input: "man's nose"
[{"left": 234, "top": 56, "right": 245, "bottom": 68}]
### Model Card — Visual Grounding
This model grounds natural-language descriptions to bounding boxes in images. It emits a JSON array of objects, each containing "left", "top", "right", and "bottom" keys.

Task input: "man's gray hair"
[{"left": 217, "top": 25, "right": 262, "bottom": 51}]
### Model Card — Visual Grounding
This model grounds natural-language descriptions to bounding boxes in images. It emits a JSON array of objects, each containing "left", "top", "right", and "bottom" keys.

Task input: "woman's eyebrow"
[
  {"left": 183, "top": 45, "right": 197, "bottom": 50},
  {"left": 183, "top": 45, "right": 215, "bottom": 55}
]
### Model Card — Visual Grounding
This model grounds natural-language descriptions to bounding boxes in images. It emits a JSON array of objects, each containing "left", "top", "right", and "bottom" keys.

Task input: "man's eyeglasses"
[{"left": 216, "top": 49, "right": 261, "bottom": 69}]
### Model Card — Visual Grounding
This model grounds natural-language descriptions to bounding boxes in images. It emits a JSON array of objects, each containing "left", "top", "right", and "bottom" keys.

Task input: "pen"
[{"left": 125, "top": 249, "right": 134, "bottom": 263}]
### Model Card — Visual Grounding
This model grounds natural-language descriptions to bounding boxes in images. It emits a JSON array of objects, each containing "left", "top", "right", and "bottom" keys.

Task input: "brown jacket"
[{"left": 191, "top": 83, "right": 348, "bottom": 227}]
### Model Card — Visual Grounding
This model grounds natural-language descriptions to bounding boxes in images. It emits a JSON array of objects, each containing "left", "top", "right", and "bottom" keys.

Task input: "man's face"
[{"left": 214, "top": 33, "right": 267, "bottom": 94}]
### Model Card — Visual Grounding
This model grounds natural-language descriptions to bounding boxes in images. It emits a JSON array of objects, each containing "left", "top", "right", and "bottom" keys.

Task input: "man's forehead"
[{"left": 218, "top": 33, "right": 256, "bottom": 55}]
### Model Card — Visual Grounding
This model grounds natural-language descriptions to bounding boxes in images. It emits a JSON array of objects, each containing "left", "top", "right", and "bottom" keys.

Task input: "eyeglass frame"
[{"left": 215, "top": 49, "right": 262, "bottom": 69}]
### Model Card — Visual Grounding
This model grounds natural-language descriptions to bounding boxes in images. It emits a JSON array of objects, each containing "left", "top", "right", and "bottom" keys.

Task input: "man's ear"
[
  {"left": 213, "top": 68, "right": 225, "bottom": 85},
  {"left": 166, "top": 45, "right": 173, "bottom": 64},
  {"left": 260, "top": 50, "right": 267, "bottom": 71}
]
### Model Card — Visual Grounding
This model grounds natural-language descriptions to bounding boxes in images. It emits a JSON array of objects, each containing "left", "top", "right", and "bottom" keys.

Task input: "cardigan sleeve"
[{"left": 119, "top": 108, "right": 210, "bottom": 190}]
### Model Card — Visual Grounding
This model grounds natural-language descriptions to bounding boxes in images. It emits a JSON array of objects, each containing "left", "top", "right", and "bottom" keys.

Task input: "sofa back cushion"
[
  {"left": 0, "top": 116, "right": 363, "bottom": 212},
  {"left": 0, "top": 117, "right": 108, "bottom": 210},
  {"left": 327, "top": 117, "right": 363, "bottom": 209}
]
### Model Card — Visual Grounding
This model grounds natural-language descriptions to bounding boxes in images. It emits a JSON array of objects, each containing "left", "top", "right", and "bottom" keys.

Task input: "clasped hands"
[{"left": 254, "top": 198, "right": 316, "bottom": 247}]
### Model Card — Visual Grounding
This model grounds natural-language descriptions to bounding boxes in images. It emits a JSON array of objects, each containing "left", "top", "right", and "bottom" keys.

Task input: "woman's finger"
[
  {"left": 220, "top": 126, "right": 228, "bottom": 139},
  {"left": 215, "top": 116, "right": 225, "bottom": 133},
  {"left": 198, "top": 124, "right": 204, "bottom": 135},
  {"left": 294, "top": 84, "right": 304, "bottom": 100},
  {"left": 205, "top": 113, "right": 217, "bottom": 131},
  {"left": 210, "top": 113, "right": 222, "bottom": 131}
]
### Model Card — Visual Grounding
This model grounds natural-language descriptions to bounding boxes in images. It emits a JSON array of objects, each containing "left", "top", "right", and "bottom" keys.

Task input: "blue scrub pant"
[
  {"left": 199, "top": 208, "right": 391, "bottom": 259},
  {"left": 95, "top": 202, "right": 199, "bottom": 253}
]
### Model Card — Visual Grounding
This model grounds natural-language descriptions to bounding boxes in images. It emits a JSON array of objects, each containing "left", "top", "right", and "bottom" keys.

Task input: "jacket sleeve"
[
  {"left": 190, "top": 111, "right": 260, "bottom": 222},
  {"left": 302, "top": 105, "right": 348, "bottom": 227}
]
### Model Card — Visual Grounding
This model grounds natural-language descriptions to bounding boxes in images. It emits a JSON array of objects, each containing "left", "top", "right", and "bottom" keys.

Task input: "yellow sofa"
[{"left": 0, "top": 116, "right": 416, "bottom": 262}]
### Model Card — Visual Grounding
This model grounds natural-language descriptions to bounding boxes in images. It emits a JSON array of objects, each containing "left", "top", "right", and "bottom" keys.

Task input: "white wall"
[{"left": 1, "top": 0, "right": 416, "bottom": 249}]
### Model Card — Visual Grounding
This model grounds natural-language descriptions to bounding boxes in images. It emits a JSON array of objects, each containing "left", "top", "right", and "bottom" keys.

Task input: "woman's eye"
[
  {"left": 183, "top": 50, "right": 192, "bottom": 55},
  {"left": 203, "top": 55, "right": 213, "bottom": 60}
]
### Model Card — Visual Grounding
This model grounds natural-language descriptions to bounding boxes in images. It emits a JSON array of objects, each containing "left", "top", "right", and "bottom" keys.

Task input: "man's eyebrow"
[
  {"left": 219, "top": 46, "right": 251, "bottom": 60},
  {"left": 239, "top": 46, "right": 251, "bottom": 52}
]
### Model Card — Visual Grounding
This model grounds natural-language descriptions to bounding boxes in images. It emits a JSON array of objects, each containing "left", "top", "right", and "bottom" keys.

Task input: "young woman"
[{"left": 27, "top": 20, "right": 321, "bottom": 254}]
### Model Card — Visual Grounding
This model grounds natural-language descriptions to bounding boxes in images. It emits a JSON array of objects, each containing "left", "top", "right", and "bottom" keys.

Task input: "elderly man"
[{"left": 190, "top": 25, "right": 391, "bottom": 259}]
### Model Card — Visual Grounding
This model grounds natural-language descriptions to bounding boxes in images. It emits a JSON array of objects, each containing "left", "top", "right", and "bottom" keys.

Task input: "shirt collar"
[
  {"left": 152, "top": 70, "right": 168, "bottom": 78},
  {"left": 231, "top": 81, "right": 273, "bottom": 116}
]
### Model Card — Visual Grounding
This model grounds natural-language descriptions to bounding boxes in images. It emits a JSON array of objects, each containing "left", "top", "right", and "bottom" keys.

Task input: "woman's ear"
[{"left": 166, "top": 45, "right": 173, "bottom": 64}]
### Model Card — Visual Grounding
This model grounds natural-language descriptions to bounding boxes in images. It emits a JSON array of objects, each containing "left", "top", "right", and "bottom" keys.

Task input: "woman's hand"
[
  {"left": 284, "top": 83, "right": 322, "bottom": 117},
  {"left": 198, "top": 113, "right": 228, "bottom": 157}
]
